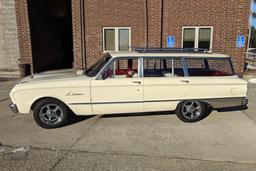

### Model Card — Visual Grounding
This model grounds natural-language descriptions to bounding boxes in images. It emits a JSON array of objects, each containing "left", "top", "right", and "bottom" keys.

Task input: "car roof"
[{"left": 108, "top": 52, "right": 230, "bottom": 58}]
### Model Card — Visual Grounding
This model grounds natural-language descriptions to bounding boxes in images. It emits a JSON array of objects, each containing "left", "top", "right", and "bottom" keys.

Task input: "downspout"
[
  {"left": 144, "top": 0, "right": 148, "bottom": 48},
  {"left": 160, "top": 0, "right": 164, "bottom": 48},
  {"left": 247, "top": 0, "right": 253, "bottom": 51},
  {"left": 80, "top": 0, "right": 86, "bottom": 69}
]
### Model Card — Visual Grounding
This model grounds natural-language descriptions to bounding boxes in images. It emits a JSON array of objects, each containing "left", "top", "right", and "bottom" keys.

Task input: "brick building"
[{"left": 14, "top": 0, "right": 250, "bottom": 75}]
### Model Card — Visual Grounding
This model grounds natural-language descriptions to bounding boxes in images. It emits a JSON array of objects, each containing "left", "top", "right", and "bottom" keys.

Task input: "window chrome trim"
[
  {"left": 171, "top": 59, "right": 174, "bottom": 77},
  {"left": 181, "top": 57, "right": 189, "bottom": 77},
  {"left": 229, "top": 57, "right": 235, "bottom": 75},
  {"left": 139, "top": 57, "right": 144, "bottom": 78},
  {"left": 95, "top": 56, "right": 115, "bottom": 80}
]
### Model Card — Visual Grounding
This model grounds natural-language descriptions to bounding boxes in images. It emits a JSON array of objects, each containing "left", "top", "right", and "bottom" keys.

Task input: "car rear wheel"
[
  {"left": 33, "top": 98, "right": 68, "bottom": 129},
  {"left": 175, "top": 100, "right": 212, "bottom": 122}
]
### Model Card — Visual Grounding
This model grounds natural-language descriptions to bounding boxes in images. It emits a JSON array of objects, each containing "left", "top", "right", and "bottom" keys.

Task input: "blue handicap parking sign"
[
  {"left": 236, "top": 35, "right": 245, "bottom": 48},
  {"left": 167, "top": 36, "right": 175, "bottom": 48}
]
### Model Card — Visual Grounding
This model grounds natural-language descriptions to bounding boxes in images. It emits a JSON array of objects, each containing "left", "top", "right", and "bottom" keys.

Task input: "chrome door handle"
[
  {"left": 180, "top": 80, "right": 189, "bottom": 83},
  {"left": 132, "top": 81, "right": 142, "bottom": 84}
]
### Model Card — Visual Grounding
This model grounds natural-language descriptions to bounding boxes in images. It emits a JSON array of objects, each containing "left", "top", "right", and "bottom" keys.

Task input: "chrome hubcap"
[
  {"left": 181, "top": 101, "right": 202, "bottom": 120},
  {"left": 39, "top": 104, "right": 63, "bottom": 125}
]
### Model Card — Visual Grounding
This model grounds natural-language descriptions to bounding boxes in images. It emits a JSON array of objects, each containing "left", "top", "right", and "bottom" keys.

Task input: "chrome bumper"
[
  {"left": 9, "top": 103, "right": 19, "bottom": 113},
  {"left": 242, "top": 97, "right": 249, "bottom": 106}
]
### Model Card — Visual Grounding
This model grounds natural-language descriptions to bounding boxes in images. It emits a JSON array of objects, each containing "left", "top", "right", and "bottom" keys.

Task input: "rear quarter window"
[{"left": 185, "top": 58, "right": 234, "bottom": 76}]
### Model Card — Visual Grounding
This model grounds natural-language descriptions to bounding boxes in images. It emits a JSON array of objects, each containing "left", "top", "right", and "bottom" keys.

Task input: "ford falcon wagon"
[{"left": 9, "top": 48, "right": 248, "bottom": 128}]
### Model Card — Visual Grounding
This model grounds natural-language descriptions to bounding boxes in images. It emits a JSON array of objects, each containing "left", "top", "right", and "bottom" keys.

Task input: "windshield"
[{"left": 84, "top": 54, "right": 112, "bottom": 77}]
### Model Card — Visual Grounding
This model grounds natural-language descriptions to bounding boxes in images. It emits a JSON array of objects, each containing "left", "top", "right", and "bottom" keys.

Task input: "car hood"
[{"left": 18, "top": 70, "right": 88, "bottom": 84}]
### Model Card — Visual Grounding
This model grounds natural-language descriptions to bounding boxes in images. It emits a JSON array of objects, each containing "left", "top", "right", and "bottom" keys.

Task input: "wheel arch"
[
  {"left": 30, "top": 97, "right": 71, "bottom": 111},
  {"left": 175, "top": 100, "right": 213, "bottom": 111},
  {"left": 198, "top": 100, "right": 213, "bottom": 109}
]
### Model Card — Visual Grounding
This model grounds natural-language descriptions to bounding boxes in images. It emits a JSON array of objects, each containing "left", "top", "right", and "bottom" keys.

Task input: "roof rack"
[{"left": 135, "top": 47, "right": 211, "bottom": 53}]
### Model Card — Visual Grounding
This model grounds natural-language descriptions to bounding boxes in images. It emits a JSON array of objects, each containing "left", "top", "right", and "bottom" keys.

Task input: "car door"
[
  {"left": 143, "top": 57, "right": 189, "bottom": 112},
  {"left": 91, "top": 57, "right": 143, "bottom": 114}
]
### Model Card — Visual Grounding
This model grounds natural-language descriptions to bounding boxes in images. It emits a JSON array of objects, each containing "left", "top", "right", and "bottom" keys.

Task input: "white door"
[
  {"left": 91, "top": 57, "right": 143, "bottom": 114},
  {"left": 142, "top": 58, "right": 189, "bottom": 112}
]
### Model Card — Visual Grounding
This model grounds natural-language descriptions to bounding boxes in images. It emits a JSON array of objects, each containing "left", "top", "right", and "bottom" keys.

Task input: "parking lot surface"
[{"left": 0, "top": 80, "right": 256, "bottom": 171}]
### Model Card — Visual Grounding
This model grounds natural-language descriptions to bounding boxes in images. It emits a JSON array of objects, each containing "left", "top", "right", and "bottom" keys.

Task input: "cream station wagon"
[{"left": 9, "top": 48, "right": 248, "bottom": 128}]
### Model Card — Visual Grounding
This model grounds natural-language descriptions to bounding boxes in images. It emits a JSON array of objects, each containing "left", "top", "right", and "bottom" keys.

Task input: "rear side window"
[
  {"left": 143, "top": 58, "right": 184, "bottom": 77},
  {"left": 185, "top": 58, "right": 234, "bottom": 76}
]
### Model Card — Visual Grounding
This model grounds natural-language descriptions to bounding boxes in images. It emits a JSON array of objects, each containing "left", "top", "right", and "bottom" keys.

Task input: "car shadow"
[
  {"left": 102, "top": 111, "right": 176, "bottom": 118},
  {"left": 60, "top": 111, "right": 175, "bottom": 128},
  {"left": 217, "top": 106, "right": 248, "bottom": 113},
  {"left": 62, "top": 112, "right": 96, "bottom": 127}
]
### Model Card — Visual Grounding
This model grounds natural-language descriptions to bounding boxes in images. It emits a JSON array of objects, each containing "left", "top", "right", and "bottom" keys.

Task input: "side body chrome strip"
[{"left": 68, "top": 97, "right": 247, "bottom": 109}]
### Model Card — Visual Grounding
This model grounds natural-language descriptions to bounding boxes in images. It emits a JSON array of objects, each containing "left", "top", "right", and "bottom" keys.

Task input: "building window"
[
  {"left": 103, "top": 27, "right": 131, "bottom": 52},
  {"left": 182, "top": 27, "right": 213, "bottom": 50}
]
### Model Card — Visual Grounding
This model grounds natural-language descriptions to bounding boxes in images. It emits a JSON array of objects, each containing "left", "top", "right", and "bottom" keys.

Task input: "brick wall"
[
  {"left": 0, "top": 0, "right": 20, "bottom": 71},
  {"left": 15, "top": 0, "right": 250, "bottom": 74},
  {"left": 84, "top": 0, "right": 146, "bottom": 67},
  {"left": 15, "top": 0, "right": 33, "bottom": 70},
  {"left": 82, "top": 0, "right": 250, "bottom": 74},
  {"left": 163, "top": 0, "right": 250, "bottom": 74}
]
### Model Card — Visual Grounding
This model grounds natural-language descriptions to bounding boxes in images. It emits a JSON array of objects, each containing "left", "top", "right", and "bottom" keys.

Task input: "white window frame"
[
  {"left": 182, "top": 26, "right": 213, "bottom": 50},
  {"left": 103, "top": 27, "right": 131, "bottom": 52}
]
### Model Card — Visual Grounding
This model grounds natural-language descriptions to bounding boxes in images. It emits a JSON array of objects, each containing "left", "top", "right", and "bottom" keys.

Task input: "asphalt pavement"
[{"left": 0, "top": 80, "right": 256, "bottom": 171}]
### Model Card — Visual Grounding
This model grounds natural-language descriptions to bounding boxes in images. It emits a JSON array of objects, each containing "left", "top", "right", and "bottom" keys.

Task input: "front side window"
[
  {"left": 143, "top": 58, "right": 184, "bottom": 77},
  {"left": 103, "top": 27, "right": 131, "bottom": 52},
  {"left": 182, "top": 27, "right": 212, "bottom": 50},
  {"left": 100, "top": 58, "right": 138, "bottom": 79},
  {"left": 185, "top": 58, "right": 234, "bottom": 76}
]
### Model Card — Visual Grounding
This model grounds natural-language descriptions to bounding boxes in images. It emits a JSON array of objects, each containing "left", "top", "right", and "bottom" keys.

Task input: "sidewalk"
[
  {"left": 0, "top": 81, "right": 17, "bottom": 101},
  {"left": 0, "top": 71, "right": 20, "bottom": 79}
]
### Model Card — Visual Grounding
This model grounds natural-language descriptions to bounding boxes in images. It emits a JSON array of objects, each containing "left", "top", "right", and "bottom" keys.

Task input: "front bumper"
[{"left": 9, "top": 103, "right": 19, "bottom": 113}]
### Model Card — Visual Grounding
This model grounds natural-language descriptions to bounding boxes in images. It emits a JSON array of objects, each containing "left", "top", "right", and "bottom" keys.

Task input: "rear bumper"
[
  {"left": 241, "top": 97, "right": 249, "bottom": 106},
  {"left": 9, "top": 103, "right": 19, "bottom": 113}
]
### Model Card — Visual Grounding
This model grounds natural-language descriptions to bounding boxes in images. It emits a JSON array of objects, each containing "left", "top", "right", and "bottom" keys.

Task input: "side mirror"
[{"left": 101, "top": 71, "right": 109, "bottom": 80}]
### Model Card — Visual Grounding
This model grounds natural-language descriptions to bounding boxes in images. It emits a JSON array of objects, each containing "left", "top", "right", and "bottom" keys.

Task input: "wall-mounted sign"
[
  {"left": 167, "top": 36, "right": 175, "bottom": 48},
  {"left": 236, "top": 35, "right": 245, "bottom": 48}
]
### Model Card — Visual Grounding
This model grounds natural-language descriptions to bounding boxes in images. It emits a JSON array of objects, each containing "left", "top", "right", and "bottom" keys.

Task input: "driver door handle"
[
  {"left": 132, "top": 81, "right": 142, "bottom": 84},
  {"left": 180, "top": 80, "right": 189, "bottom": 83}
]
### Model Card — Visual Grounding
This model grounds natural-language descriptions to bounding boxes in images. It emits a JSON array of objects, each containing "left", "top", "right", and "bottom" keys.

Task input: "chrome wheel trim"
[
  {"left": 181, "top": 101, "right": 202, "bottom": 120},
  {"left": 39, "top": 104, "right": 64, "bottom": 126}
]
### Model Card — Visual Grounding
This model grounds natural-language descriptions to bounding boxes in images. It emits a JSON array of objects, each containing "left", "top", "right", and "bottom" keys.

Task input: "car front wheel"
[
  {"left": 33, "top": 98, "right": 68, "bottom": 129},
  {"left": 175, "top": 100, "right": 211, "bottom": 122}
]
